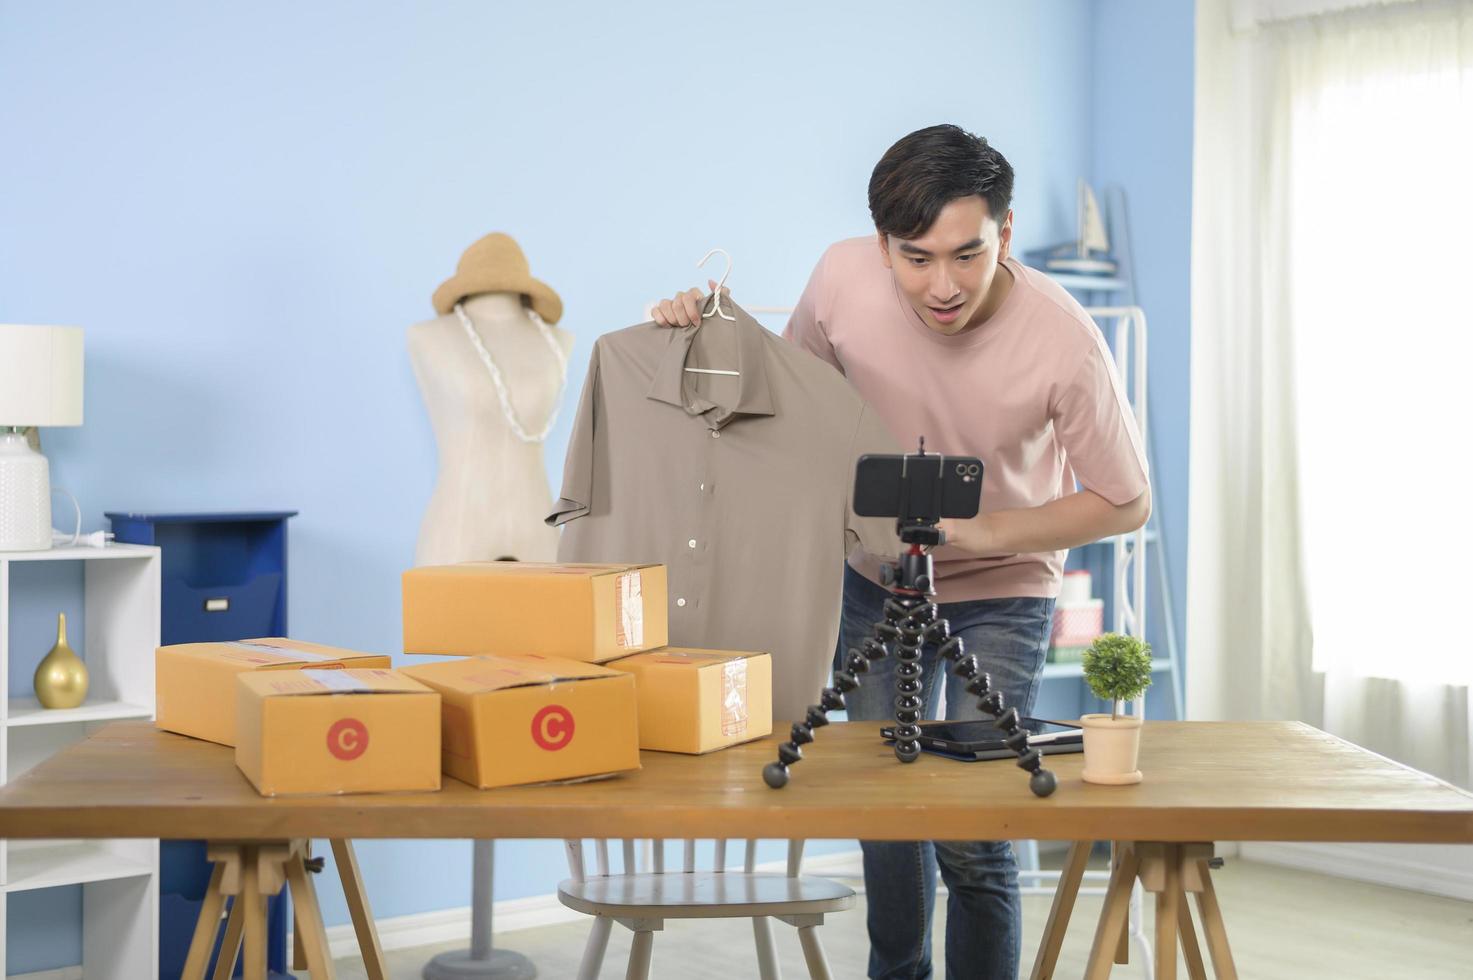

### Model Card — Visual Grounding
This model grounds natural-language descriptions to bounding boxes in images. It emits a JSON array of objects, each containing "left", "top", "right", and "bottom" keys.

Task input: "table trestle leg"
[{"left": 186, "top": 839, "right": 373, "bottom": 980}]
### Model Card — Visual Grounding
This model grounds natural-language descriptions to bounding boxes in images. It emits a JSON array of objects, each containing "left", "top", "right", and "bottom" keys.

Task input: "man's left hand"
[{"left": 937, "top": 515, "right": 999, "bottom": 556}]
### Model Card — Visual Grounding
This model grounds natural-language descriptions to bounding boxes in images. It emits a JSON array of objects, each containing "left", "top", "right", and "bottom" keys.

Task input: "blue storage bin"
[
  {"left": 159, "top": 840, "right": 214, "bottom": 900},
  {"left": 159, "top": 886, "right": 291, "bottom": 979},
  {"left": 162, "top": 572, "right": 284, "bottom": 643},
  {"left": 107, "top": 512, "right": 297, "bottom": 979}
]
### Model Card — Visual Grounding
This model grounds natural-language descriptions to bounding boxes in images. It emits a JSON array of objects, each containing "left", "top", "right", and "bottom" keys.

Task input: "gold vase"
[{"left": 34, "top": 613, "right": 88, "bottom": 709}]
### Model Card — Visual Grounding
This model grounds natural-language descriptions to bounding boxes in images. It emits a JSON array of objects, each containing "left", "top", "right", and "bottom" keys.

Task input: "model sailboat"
[{"left": 1041, "top": 180, "right": 1118, "bottom": 276}]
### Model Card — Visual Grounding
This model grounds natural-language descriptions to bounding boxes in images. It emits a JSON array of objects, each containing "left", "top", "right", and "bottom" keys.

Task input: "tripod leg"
[
  {"left": 924, "top": 613, "right": 1058, "bottom": 797},
  {"left": 763, "top": 598, "right": 916, "bottom": 788},
  {"left": 890, "top": 599, "right": 933, "bottom": 763},
  {"left": 762, "top": 582, "right": 1056, "bottom": 797}
]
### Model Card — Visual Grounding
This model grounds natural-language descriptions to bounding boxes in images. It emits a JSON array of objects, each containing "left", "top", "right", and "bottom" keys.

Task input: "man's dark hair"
[{"left": 868, "top": 124, "right": 1014, "bottom": 240}]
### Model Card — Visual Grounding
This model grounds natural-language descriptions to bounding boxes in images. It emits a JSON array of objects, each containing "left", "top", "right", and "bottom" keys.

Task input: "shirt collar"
[{"left": 646, "top": 298, "right": 775, "bottom": 425}]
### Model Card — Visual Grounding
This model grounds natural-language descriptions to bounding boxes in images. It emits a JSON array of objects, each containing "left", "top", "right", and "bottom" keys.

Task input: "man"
[{"left": 653, "top": 124, "right": 1150, "bottom": 980}]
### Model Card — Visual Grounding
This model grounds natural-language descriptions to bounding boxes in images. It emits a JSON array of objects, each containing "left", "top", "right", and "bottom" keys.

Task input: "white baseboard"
[
  {"left": 13, "top": 968, "right": 82, "bottom": 980},
  {"left": 1240, "top": 842, "right": 1473, "bottom": 902},
  {"left": 802, "top": 849, "right": 864, "bottom": 879},
  {"left": 301, "top": 849, "right": 865, "bottom": 961}
]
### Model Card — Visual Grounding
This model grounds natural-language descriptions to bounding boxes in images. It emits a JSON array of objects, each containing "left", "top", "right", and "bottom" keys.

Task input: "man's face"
[{"left": 878, "top": 195, "right": 1013, "bottom": 336}]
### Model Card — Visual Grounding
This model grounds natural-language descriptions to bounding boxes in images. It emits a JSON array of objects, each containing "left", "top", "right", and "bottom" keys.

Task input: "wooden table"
[{"left": 1, "top": 720, "right": 1470, "bottom": 979}]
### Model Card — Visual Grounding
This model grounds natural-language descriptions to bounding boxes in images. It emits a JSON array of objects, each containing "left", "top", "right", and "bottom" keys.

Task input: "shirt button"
[
  {"left": 676, "top": 597, "right": 687, "bottom": 607},
  {"left": 699, "top": 483, "right": 705, "bottom": 491},
  {"left": 710, "top": 430, "right": 720, "bottom": 439},
  {"left": 687, "top": 539, "right": 697, "bottom": 549}
]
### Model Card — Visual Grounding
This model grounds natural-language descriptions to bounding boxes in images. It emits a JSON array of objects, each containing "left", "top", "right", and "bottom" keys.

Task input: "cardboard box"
[
  {"left": 402, "top": 562, "right": 668, "bottom": 663},
  {"left": 607, "top": 648, "right": 772, "bottom": 754},
  {"left": 156, "top": 638, "right": 392, "bottom": 746},
  {"left": 400, "top": 653, "right": 640, "bottom": 788},
  {"left": 235, "top": 668, "right": 441, "bottom": 797}
]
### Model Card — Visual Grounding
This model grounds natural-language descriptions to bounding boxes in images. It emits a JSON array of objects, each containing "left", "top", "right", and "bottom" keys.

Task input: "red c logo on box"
[
  {"left": 328, "top": 718, "right": 369, "bottom": 761},
  {"left": 531, "top": 705, "right": 574, "bottom": 751}
]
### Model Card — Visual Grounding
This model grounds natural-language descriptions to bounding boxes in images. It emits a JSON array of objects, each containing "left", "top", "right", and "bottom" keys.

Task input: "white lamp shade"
[{"left": 0, "top": 325, "right": 84, "bottom": 427}]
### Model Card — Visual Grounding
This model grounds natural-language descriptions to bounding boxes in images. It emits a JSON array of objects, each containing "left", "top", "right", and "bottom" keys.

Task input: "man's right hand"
[{"left": 650, "top": 279, "right": 729, "bottom": 327}]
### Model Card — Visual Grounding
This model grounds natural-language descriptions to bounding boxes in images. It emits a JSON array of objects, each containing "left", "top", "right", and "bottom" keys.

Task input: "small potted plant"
[{"left": 1080, "top": 632, "right": 1154, "bottom": 785}]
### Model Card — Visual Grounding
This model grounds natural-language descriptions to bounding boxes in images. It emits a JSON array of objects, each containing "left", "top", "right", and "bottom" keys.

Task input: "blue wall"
[
  {"left": 0, "top": 1, "right": 1201, "bottom": 972},
  {"left": 1091, "top": 1, "right": 1196, "bottom": 710}
]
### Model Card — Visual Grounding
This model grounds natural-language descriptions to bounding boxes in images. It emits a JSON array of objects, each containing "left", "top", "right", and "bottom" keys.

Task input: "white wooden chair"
[{"left": 559, "top": 838, "right": 854, "bottom": 980}]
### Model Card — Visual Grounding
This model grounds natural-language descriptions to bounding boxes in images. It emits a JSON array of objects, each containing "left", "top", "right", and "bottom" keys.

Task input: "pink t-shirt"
[{"left": 783, "top": 237, "right": 1150, "bottom": 602}]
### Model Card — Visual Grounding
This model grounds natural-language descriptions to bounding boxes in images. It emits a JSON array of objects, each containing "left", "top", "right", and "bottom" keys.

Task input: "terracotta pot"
[{"left": 1080, "top": 713, "right": 1143, "bottom": 785}]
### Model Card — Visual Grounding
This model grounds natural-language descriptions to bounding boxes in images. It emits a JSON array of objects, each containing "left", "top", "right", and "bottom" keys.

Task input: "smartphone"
[{"left": 852, "top": 452, "right": 983, "bottom": 521}]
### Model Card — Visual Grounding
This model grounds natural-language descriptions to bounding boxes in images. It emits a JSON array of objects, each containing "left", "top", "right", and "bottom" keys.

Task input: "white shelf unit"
[
  {"left": 1047, "top": 272, "right": 1127, "bottom": 293},
  {"left": 0, "top": 542, "right": 160, "bottom": 979},
  {"left": 1068, "top": 306, "right": 1184, "bottom": 720},
  {"left": 1040, "top": 657, "right": 1173, "bottom": 681}
]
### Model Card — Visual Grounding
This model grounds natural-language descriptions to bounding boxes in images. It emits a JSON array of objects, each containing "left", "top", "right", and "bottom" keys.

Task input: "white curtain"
[
  {"left": 1230, "top": 0, "right": 1417, "bottom": 31},
  {"left": 1190, "top": 0, "right": 1473, "bottom": 788}
]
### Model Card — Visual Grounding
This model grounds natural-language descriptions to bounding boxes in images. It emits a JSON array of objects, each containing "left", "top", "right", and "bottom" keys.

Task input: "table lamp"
[{"left": 0, "top": 325, "right": 84, "bottom": 551}]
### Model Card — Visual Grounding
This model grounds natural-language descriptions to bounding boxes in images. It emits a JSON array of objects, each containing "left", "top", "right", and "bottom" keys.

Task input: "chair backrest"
[{"left": 562, "top": 838, "right": 806, "bottom": 883}]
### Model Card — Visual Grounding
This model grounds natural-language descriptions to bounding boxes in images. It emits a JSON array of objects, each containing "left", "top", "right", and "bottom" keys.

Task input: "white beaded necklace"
[{"left": 454, "top": 301, "right": 568, "bottom": 444}]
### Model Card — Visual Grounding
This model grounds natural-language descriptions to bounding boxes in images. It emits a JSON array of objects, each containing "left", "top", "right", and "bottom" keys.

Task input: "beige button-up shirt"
[{"left": 549, "top": 301, "right": 899, "bottom": 722}]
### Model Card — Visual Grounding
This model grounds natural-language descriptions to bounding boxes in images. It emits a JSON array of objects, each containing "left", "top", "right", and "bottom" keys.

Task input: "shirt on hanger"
[
  {"left": 548, "top": 300, "right": 899, "bottom": 723},
  {"left": 785, "top": 238, "right": 1151, "bottom": 602}
]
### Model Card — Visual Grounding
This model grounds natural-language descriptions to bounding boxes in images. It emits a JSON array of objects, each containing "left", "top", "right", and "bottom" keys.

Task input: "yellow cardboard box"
[
  {"left": 156, "top": 638, "right": 392, "bottom": 746},
  {"left": 607, "top": 648, "right": 773, "bottom": 754},
  {"left": 402, "top": 562, "right": 668, "bottom": 663},
  {"left": 235, "top": 668, "right": 441, "bottom": 797},
  {"left": 401, "top": 653, "right": 640, "bottom": 788}
]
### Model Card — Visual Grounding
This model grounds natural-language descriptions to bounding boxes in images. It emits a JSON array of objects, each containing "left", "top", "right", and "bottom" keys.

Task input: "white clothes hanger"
[
  {"left": 686, "top": 247, "right": 740, "bottom": 377},
  {"left": 698, "top": 247, "right": 736, "bottom": 322}
]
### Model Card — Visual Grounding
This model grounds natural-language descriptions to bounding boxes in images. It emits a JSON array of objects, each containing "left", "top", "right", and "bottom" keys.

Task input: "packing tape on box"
[
  {"left": 615, "top": 570, "right": 644, "bottom": 648},
  {"left": 301, "top": 669, "right": 376, "bottom": 693},
  {"left": 722, "top": 659, "right": 748, "bottom": 737},
  {"left": 229, "top": 640, "right": 344, "bottom": 663}
]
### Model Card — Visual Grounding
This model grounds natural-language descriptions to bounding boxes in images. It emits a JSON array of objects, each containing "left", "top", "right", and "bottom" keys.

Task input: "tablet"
[{"left": 879, "top": 717, "right": 1084, "bottom": 762}]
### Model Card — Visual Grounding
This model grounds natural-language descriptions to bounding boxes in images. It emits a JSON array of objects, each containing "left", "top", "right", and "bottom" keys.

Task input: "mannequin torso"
[{"left": 408, "top": 292, "right": 574, "bottom": 566}]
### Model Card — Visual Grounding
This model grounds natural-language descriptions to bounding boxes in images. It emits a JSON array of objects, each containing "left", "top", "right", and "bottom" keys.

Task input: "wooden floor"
[{"left": 331, "top": 854, "right": 1473, "bottom": 979}]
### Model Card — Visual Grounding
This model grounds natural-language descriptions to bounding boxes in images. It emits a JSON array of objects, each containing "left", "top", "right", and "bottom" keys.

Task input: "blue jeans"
[{"left": 837, "top": 564, "right": 1054, "bottom": 980}]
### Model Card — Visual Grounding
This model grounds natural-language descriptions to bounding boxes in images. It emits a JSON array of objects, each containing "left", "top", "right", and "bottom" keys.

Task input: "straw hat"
[{"left": 432, "top": 232, "right": 564, "bottom": 324}]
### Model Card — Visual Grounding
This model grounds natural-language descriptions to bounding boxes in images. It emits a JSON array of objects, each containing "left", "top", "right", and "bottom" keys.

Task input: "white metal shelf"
[
  {"left": 7, "top": 698, "right": 154, "bottom": 728},
  {"left": 1086, "top": 528, "right": 1159, "bottom": 547},
  {"left": 1045, "top": 272, "right": 1126, "bottom": 292},
  {"left": 1040, "top": 657, "right": 1173, "bottom": 681},
  {"left": 0, "top": 543, "right": 157, "bottom": 563},
  {"left": 3, "top": 840, "right": 155, "bottom": 893},
  {"left": 1041, "top": 304, "right": 1184, "bottom": 721}
]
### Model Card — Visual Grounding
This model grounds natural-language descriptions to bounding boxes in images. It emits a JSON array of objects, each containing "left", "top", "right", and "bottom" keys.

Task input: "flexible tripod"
[{"left": 762, "top": 519, "right": 1058, "bottom": 797}]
